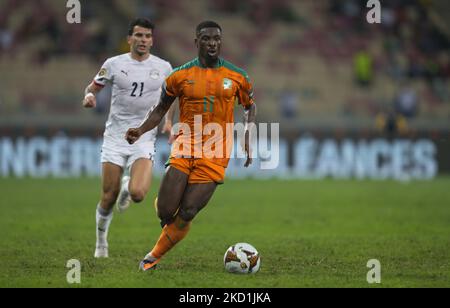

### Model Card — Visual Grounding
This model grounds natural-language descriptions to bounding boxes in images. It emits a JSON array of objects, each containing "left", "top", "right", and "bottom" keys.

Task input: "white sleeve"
[
  {"left": 93, "top": 58, "right": 114, "bottom": 87},
  {"left": 164, "top": 62, "right": 173, "bottom": 78}
]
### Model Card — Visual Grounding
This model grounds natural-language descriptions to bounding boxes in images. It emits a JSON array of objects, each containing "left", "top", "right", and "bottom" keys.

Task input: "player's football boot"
[
  {"left": 116, "top": 176, "right": 131, "bottom": 213},
  {"left": 94, "top": 245, "right": 109, "bottom": 258},
  {"left": 139, "top": 254, "right": 161, "bottom": 271}
]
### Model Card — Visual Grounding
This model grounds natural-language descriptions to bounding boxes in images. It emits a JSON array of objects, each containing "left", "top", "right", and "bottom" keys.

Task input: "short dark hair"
[
  {"left": 196, "top": 21, "right": 222, "bottom": 37},
  {"left": 128, "top": 18, "right": 154, "bottom": 36}
]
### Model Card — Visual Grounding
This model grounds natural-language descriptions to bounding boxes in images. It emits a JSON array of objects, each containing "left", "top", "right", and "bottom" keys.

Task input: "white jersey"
[{"left": 93, "top": 53, "right": 172, "bottom": 145}]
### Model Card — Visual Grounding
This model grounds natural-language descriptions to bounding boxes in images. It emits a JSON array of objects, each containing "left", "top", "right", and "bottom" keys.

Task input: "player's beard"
[
  {"left": 134, "top": 43, "right": 150, "bottom": 57},
  {"left": 136, "top": 50, "right": 147, "bottom": 57}
]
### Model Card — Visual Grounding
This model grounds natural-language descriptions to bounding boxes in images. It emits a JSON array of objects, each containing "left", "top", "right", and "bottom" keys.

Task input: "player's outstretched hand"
[
  {"left": 244, "top": 130, "right": 253, "bottom": 167},
  {"left": 125, "top": 128, "right": 142, "bottom": 145},
  {"left": 244, "top": 142, "right": 253, "bottom": 168},
  {"left": 82, "top": 93, "right": 96, "bottom": 108}
]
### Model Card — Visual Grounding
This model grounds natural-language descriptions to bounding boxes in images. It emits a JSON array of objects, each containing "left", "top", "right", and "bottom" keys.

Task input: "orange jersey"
[{"left": 165, "top": 57, "right": 254, "bottom": 168}]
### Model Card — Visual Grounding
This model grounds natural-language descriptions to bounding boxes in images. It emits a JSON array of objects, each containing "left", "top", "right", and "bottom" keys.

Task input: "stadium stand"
[{"left": 0, "top": 0, "right": 448, "bottom": 131}]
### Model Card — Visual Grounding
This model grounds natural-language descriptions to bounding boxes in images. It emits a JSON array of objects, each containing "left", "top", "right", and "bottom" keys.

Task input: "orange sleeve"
[
  {"left": 237, "top": 75, "right": 254, "bottom": 108},
  {"left": 164, "top": 71, "right": 182, "bottom": 97}
]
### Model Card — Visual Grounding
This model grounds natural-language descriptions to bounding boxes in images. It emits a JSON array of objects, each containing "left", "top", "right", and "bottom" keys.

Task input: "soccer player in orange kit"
[{"left": 126, "top": 21, "right": 257, "bottom": 271}]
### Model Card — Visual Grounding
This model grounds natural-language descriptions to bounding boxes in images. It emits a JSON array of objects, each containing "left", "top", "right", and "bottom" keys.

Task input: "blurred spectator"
[
  {"left": 0, "top": 29, "right": 13, "bottom": 53},
  {"left": 342, "top": 0, "right": 360, "bottom": 19},
  {"left": 0, "top": 21, "right": 13, "bottom": 55},
  {"left": 280, "top": 88, "right": 299, "bottom": 119},
  {"left": 0, "top": 0, "right": 448, "bottom": 125},
  {"left": 394, "top": 82, "right": 419, "bottom": 118},
  {"left": 381, "top": 6, "right": 397, "bottom": 31},
  {"left": 354, "top": 49, "right": 374, "bottom": 87},
  {"left": 375, "top": 108, "right": 409, "bottom": 136}
]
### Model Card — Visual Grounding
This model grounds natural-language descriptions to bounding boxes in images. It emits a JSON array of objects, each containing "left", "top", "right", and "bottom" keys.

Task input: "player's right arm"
[
  {"left": 126, "top": 90, "right": 176, "bottom": 144},
  {"left": 82, "top": 82, "right": 103, "bottom": 108},
  {"left": 83, "top": 59, "right": 113, "bottom": 108}
]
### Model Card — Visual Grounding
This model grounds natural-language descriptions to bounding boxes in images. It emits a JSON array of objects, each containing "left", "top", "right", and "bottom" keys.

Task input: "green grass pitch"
[{"left": 0, "top": 177, "right": 449, "bottom": 288}]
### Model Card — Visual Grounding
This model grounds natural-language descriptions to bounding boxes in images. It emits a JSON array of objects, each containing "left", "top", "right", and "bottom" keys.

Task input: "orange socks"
[{"left": 150, "top": 216, "right": 191, "bottom": 259}]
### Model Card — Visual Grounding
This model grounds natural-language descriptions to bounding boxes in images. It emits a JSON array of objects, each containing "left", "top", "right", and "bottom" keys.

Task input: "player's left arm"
[
  {"left": 84, "top": 58, "right": 113, "bottom": 108},
  {"left": 82, "top": 82, "right": 103, "bottom": 108},
  {"left": 243, "top": 102, "right": 257, "bottom": 167},
  {"left": 238, "top": 73, "right": 257, "bottom": 167}
]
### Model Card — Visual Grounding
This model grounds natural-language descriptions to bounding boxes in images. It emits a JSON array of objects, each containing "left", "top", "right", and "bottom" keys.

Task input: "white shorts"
[{"left": 101, "top": 137, "right": 156, "bottom": 170}]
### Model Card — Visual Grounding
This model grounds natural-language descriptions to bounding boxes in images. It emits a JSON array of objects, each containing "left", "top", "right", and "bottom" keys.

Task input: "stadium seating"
[{"left": 0, "top": 0, "right": 448, "bottom": 131}]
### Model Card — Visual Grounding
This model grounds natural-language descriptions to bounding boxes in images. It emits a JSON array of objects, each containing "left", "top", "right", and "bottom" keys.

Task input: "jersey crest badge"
[
  {"left": 150, "top": 70, "right": 160, "bottom": 80},
  {"left": 223, "top": 78, "right": 232, "bottom": 90},
  {"left": 98, "top": 68, "right": 107, "bottom": 77}
]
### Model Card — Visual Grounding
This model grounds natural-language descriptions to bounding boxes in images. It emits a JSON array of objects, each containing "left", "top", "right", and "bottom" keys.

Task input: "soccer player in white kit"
[{"left": 82, "top": 18, "right": 173, "bottom": 258}]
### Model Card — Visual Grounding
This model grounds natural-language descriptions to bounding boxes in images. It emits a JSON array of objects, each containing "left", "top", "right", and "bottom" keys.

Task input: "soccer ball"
[{"left": 223, "top": 243, "right": 261, "bottom": 274}]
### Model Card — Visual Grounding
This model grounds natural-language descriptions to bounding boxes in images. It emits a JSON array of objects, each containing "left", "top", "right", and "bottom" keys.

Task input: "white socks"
[{"left": 96, "top": 203, "right": 113, "bottom": 247}]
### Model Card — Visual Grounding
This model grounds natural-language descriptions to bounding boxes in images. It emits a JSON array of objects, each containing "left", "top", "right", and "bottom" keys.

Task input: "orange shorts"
[{"left": 166, "top": 157, "right": 225, "bottom": 184}]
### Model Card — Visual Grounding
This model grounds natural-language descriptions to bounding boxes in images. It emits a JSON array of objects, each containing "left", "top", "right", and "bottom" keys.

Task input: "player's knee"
[
  {"left": 178, "top": 207, "right": 197, "bottom": 222},
  {"left": 129, "top": 188, "right": 146, "bottom": 203},
  {"left": 157, "top": 206, "right": 174, "bottom": 221},
  {"left": 102, "top": 190, "right": 120, "bottom": 206}
]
